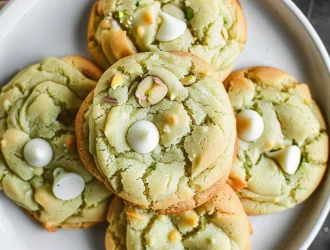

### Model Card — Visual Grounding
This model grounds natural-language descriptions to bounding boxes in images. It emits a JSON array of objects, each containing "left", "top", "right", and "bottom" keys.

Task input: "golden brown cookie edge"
[
  {"left": 75, "top": 90, "right": 114, "bottom": 192},
  {"left": 105, "top": 184, "right": 251, "bottom": 250}
]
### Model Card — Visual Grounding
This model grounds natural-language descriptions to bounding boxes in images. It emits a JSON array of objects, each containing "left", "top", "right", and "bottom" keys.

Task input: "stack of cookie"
[
  {"left": 76, "top": 50, "right": 251, "bottom": 249},
  {"left": 0, "top": 0, "right": 328, "bottom": 249}
]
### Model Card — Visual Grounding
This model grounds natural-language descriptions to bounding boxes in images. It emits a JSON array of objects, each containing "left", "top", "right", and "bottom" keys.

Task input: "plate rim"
[
  {"left": 280, "top": 1, "right": 330, "bottom": 249},
  {"left": 0, "top": 0, "right": 40, "bottom": 40},
  {"left": 0, "top": 0, "right": 330, "bottom": 249}
]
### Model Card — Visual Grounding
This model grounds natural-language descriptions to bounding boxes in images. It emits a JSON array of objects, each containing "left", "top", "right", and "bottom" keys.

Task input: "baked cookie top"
[
  {"left": 77, "top": 89, "right": 237, "bottom": 214},
  {"left": 106, "top": 184, "right": 251, "bottom": 250},
  {"left": 88, "top": 0, "right": 246, "bottom": 80},
  {"left": 225, "top": 67, "right": 329, "bottom": 214},
  {"left": 0, "top": 56, "right": 112, "bottom": 231},
  {"left": 88, "top": 51, "right": 236, "bottom": 211}
]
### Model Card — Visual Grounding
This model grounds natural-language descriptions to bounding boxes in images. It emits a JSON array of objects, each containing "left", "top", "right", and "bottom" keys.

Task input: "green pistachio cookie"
[
  {"left": 106, "top": 184, "right": 251, "bottom": 250},
  {"left": 88, "top": 0, "right": 246, "bottom": 81},
  {"left": 86, "top": 51, "right": 237, "bottom": 213},
  {"left": 0, "top": 56, "right": 112, "bottom": 231},
  {"left": 224, "top": 67, "right": 329, "bottom": 215},
  {"left": 76, "top": 89, "right": 235, "bottom": 215}
]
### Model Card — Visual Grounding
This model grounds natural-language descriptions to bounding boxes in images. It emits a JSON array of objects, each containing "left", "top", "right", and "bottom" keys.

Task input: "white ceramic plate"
[{"left": 0, "top": 0, "right": 329, "bottom": 250}]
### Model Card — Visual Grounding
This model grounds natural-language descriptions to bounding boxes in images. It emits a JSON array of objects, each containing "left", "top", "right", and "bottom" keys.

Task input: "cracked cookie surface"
[
  {"left": 88, "top": 0, "right": 246, "bottom": 81},
  {"left": 87, "top": 51, "right": 236, "bottom": 211},
  {"left": 0, "top": 56, "right": 112, "bottom": 231},
  {"left": 106, "top": 184, "right": 251, "bottom": 250},
  {"left": 224, "top": 67, "right": 329, "bottom": 215}
]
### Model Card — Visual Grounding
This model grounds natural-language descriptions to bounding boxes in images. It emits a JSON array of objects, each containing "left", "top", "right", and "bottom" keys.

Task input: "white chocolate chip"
[
  {"left": 236, "top": 110, "right": 264, "bottom": 142},
  {"left": 24, "top": 138, "right": 53, "bottom": 168},
  {"left": 162, "top": 4, "right": 185, "bottom": 20},
  {"left": 156, "top": 12, "right": 187, "bottom": 42},
  {"left": 127, "top": 120, "right": 160, "bottom": 153},
  {"left": 266, "top": 145, "right": 301, "bottom": 175},
  {"left": 52, "top": 168, "right": 85, "bottom": 200}
]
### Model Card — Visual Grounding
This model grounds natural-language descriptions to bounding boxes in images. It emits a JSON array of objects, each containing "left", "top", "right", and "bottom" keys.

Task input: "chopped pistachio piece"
[
  {"left": 182, "top": 75, "right": 196, "bottom": 86},
  {"left": 109, "top": 73, "right": 124, "bottom": 89},
  {"left": 103, "top": 96, "right": 119, "bottom": 104},
  {"left": 184, "top": 7, "right": 194, "bottom": 21},
  {"left": 119, "top": 11, "right": 125, "bottom": 19},
  {"left": 135, "top": 76, "right": 168, "bottom": 107}
]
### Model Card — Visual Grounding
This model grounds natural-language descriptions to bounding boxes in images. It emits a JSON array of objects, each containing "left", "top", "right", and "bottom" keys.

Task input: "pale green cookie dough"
[
  {"left": 88, "top": 0, "right": 246, "bottom": 81},
  {"left": 106, "top": 184, "right": 251, "bottom": 250},
  {"left": 88, "top": 51, "right": 236, "bottom": 211},
  {"left": 0, "top": 57, "right": 112, "bottom": 231},
  {"left": 224, "top": 67, "right": 329, "bottom": 215}
]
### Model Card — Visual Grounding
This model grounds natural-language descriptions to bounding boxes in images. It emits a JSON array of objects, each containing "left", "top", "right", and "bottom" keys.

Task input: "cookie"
[
  {"left": 88, "top": 0, "right": 246, "bottom": 81},
  {"left": 84, "top": 51, "right": 236, "bottom": 213},
  {"left": 0, "top": 56, "right": 112, "bottom": 231},
  {"left": 106, "top": 184, "right": 251, "bottom": 250},
  {"left": 224, "top": 67, "right": 329, "bottom": 215},
  {"left": 77, "top": 86, "right": 239, "bottom": 214}
]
